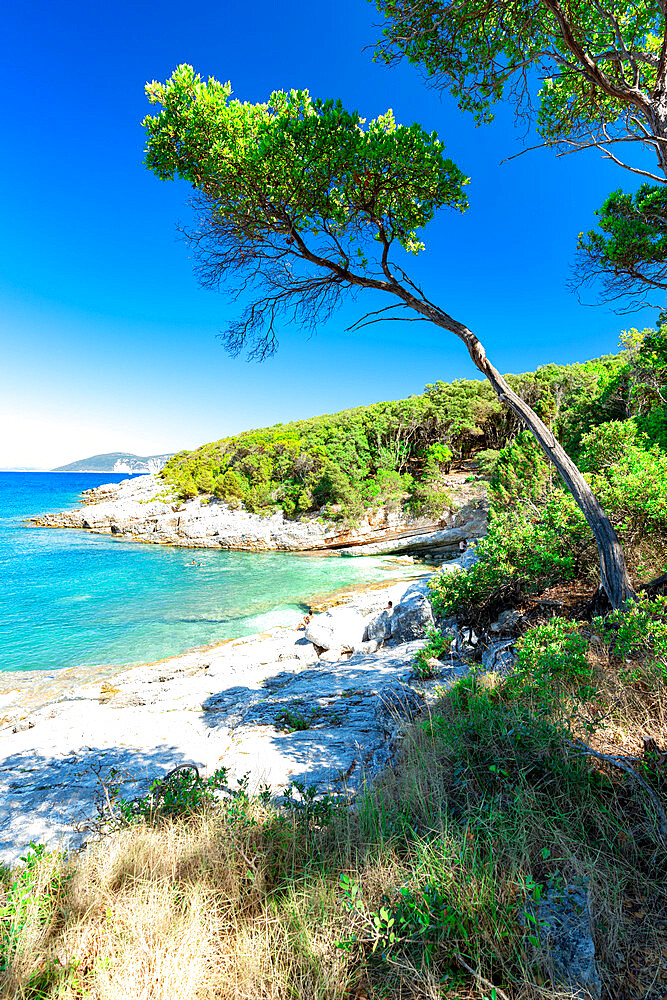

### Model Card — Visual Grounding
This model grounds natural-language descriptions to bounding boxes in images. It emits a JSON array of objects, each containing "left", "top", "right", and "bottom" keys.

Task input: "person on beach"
[{"left": 459, "top": 539, "right": 467, "bottom": 555}]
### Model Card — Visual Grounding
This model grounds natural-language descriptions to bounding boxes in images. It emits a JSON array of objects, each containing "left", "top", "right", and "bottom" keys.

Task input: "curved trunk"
[
  {"left": 394, "top": 290, "right": 636, "bottom": 608},
  {"left": 462, "top": 329, "right": 635, "bottom": 608}
]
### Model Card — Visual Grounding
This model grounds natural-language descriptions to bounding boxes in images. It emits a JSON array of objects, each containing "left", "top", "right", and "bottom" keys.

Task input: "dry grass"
[{"left": 1, "top": 635, "right": 666, "bottom": 1000}]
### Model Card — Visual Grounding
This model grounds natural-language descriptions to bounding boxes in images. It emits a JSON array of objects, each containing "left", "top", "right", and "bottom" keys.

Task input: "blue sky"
[{"left": 1, "top": 0, "right": 656, "bottom": 468}]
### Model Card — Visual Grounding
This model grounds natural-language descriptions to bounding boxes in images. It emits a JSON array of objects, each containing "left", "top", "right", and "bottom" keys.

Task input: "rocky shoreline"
[
  {"left": 0, "top": 474, "right": 492, "bottom": 864},
  {"left": 0, "top": 562, "right": 502, "bottom": 865},
  {"left": 30, "top": 472, "right": 488, "bottom": 557}
]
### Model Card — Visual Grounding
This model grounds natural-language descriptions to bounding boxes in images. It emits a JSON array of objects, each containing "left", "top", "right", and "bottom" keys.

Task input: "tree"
[
  {"left": 143, "top": 65, "right": 635, "bottom": 607},
  {"left": 573, "top": 184, "right": 667, "bottom": 307},
  {"left": 374, "top": 2, "right": 667, "bottom": 306},
  {"left": 374, "top": 1, "right": 667, "bottom": 181}
]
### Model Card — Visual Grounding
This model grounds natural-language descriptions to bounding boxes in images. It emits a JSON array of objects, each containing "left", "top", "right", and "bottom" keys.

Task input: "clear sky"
[{"left": 1, "top": 0, "right": 656, "bottom": 469}]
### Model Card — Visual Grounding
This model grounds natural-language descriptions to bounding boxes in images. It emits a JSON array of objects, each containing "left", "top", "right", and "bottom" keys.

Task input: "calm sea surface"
[{"left": 0, "top": 472, "right": 414, "bottom": 672}]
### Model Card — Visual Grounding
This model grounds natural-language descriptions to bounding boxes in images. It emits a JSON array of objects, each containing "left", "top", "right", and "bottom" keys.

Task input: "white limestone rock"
[
  {"left": 389, "top": 594, "right": 434, "bottom": 643},
  {"left": 304, "top": 607, "right": 367, "bottom": 652}
]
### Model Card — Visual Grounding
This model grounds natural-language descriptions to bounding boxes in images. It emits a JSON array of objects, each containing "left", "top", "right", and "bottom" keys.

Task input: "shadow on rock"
[{"left": 0, "top": 744, "right": 196, "bottom": 863}]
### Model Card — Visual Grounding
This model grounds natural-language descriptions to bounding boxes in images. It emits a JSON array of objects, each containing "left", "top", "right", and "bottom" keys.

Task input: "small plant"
[
  {"left": 114, "top": 765, "right": 231, "bottom": 826},
  {"left": 593, "top": 594, "right": 667, "bottom": 660},
  {"left": 413, "top": 626, "right": 452, "bottom": 678},
  {"left": 338, "top": 875, "right": 468, "bottom": 959},
  {"left": 275, "top": 708, "right": 311, "bottom": 732},
  {"left": 0, "top": 844, "right": 64, "bottom": 980},
  {"left": 510, "top": 618, "right": 593, "bottom": 714},
  {"left": 282, "top": 781, "right": 345, "bottom": 826}
]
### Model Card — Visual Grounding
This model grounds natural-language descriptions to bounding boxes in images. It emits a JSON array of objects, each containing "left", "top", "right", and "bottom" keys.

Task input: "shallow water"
[{"left": 0, "top": 472, "right": 417, "bottom": 672}]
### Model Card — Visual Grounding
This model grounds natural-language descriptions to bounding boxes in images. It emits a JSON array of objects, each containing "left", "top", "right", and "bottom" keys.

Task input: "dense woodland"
[{"left": 162, "top": 330, "right": 667, "bottom": 570}]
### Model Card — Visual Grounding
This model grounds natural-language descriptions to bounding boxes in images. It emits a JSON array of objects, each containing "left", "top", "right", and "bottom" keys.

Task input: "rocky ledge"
[
  {"left": 0, "top": 568, "right": 511, "bottom": 864},
  {"left": 30, "top": 473, "right": 488, "bottom": 556}
]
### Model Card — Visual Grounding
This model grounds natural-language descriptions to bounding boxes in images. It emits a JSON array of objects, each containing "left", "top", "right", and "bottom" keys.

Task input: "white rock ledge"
[
  {"left": 30, "top": 474, "right": 488, "bottom": 555},
  {"left": 0, "top": 571, "right": 479, "bottom": 864}
]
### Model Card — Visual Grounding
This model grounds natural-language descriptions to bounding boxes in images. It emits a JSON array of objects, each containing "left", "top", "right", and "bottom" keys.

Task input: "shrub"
[
  {"left": 429, "top": 493, "right": 590, "bottom": 619},
  {"left": 413, "top": 626, "right": 452, "bottom": 678},
  {"left": 490, "top": 431, "right": 553, "bottom": 510},
  {"left": 509, "top": 618, "right": 594, "bottom": 712}
]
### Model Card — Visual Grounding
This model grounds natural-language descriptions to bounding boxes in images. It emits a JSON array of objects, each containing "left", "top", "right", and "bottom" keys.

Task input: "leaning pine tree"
[{"left": 143, "top": 65, "right": 635, "bottom": 608}]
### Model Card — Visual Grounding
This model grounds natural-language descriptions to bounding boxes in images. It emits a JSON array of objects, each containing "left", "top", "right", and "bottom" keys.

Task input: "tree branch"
[{"left": 568, "top": 738, "right": 667, "bottom": 845}]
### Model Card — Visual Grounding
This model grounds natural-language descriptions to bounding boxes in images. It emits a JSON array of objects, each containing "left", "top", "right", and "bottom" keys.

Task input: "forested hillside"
[{"left": 162, "top": 330, "right": 666, "bottom": 533}]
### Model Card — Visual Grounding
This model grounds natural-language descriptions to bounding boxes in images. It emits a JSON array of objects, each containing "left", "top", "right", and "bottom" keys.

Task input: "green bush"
[
  {"left": 474, "top": 448, "right": 500, "bottom": 477},
  {"left": 490, "top": 431, "right": 552, "bottom": 510},
  {"left": 114, "top": 766, "right": 231, "bottom": 826},
  {"left": 413, "top": 626, "right": 452, "bottom": 678},
  {"left": 161, "top": 351, "right": 638, "bottom": 520},
  {"left": 429, "top": 493, "right": 590, "bottom": 619},
  {"left": 509, "top": 618, "right": 594, "bottom": 712},
  {"left": 592, "top": 594, "right": 667, "bottom": 661}
]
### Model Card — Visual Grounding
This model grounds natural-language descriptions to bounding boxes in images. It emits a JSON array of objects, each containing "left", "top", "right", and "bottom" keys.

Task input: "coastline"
[
  {"left": 0, "top": 566, "right": 473, "bottom": 863},
  {"left": 0, "top": 566, "right": 431, "bottom": 726},
  {"left": 30, "top": 471, "right": 488, "bottom": 558}
]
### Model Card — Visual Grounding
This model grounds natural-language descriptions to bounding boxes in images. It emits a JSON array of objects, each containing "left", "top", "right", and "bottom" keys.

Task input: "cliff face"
[{"left": 32, "top": 474, "right": 488, "bottom": 556}]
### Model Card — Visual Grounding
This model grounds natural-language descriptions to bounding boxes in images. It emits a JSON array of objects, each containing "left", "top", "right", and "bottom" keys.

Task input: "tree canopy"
[
  {"left": 374, "top": 1, "right": 667, "bottom": 178},
  {"left": 144, "top": 65, "right": 468, "bottom": 358},
  {"left": 374, "top": 1, "right": 667, "bottom": 309},
  {"left": 574, "top": 184, "right": 667, "bottom": 307}
]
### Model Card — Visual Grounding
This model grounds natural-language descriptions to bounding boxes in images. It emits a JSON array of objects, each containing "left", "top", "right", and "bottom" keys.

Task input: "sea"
[{"left": 0, "top": 472, "right": 417, "bottom": 673}]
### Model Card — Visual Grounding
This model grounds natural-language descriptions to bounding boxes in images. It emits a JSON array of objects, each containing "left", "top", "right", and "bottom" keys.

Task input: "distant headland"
[{"left": 51, "top": 452, "right": 174, "bottom": 474}]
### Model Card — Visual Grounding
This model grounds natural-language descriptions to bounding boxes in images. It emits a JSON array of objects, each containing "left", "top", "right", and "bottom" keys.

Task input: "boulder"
[
  {"left": 354, "top": 639, "right": 381, "bottom": 655},
  {"left": 459, "top": 545, "right": 480, "bottom": 569},
  {"left": 374, "top": 681, "right": 423, "bottom": 733},
  {"left": 365, "top": 609, "right": 393, "bottom": 643},
  {"left": 481, "top": 639, "right": 516, "bottom": 675},
  {"left": 318, "top": 647, "right": 345, "bottom": 663},
  {"left": 389, "top": 595, "right": 434, "bottom": 643},
  {"left": 527, "top": 884, "right": 601, "bottom": 999},
  {"left": 304, "top": 607, "right": 367, "bottom": 652},
  {"left": 489, "top": 609, "right": 524, "bottom": 633}
]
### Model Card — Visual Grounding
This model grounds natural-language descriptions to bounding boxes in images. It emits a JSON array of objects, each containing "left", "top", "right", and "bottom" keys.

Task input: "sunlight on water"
[{"left": 0, "top": 472, "right": 419, "bottom": 672}]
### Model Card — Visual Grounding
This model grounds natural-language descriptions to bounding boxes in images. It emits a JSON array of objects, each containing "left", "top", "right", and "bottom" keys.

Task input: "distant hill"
[{"left": 52, "top": 452, "right": 174, "bottom": 474}]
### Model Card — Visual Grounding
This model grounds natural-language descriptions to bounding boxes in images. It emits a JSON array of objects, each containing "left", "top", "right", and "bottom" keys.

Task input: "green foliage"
[
  {"left": 276, "top": 708, "right": 311, "bottom": 732},
  {"left": 114, "top": 766, "right": 231, "bottom": 826},
  {"left": 144, "top": 65, "right": 468, "bottom": 260},
  {"left": 581, "top": 421, "right": 667, "bottom": 550},
  {"left": 161, "top": 352, "right": 633, "bottom": 520},
  {"left": 430, "top": 493, "right": 590, "bottom": 619},
  {"left": 413, "top": 626, "right": 452, "bottom": 678},
  {"left": 593, "top": 595, "right": 667, "bottom": 661},
  {"left": 374, "top": 2, "right": 663, "bottom": 147},
  {"left": 490, "top": 431, "right": 552, "bottom": 510},
  {"left": 0, "top": 843, "right": 66, "bottom": 992},
  {"left": 510, "top": 618, "right": 594, "bottom": 712},
  {"left": 576, "top": 185, "right": 667, "bottom": 303},
  {"left": 339, "top": 874, "right": 467, "bottom": 958},
  {"left": 474, "top": 448, "right": 500, "bottom": 477},
  {"left": 578, "top": 418, "right": 640, "bottom": 471},
  {"left": 161, "top": 383, "right": 488, "bottom": 516}
]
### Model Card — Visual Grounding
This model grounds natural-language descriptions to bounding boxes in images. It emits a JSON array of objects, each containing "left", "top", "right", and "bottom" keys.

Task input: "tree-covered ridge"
[
  {"left": 429, "top": 325, "right": 667, "bottom": 620},
  {"left": 161, "top": 349, "right": 633, "bottom": 520}
]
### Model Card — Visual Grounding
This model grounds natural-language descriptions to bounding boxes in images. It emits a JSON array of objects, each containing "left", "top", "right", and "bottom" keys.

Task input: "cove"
[{"left": 0, "top": 472, "right": 418, "bottom": 672}]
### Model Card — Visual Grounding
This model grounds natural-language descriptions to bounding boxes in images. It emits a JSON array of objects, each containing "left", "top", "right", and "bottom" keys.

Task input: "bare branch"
[{"left": 568, "top": 738, "right": 667, "bottom": 845}]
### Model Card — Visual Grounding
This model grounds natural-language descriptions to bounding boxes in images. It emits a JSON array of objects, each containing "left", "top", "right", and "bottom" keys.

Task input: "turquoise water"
[{"left": 0, "top": 472, "right": 414, "bottom": 672}]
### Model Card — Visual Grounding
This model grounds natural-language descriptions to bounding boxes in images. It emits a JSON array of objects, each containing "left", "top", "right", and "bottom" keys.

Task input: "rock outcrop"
[
  {"left": 31, "top": 474, "right": 488, "bottom": 556},
  {"left": 0, "top": 574, "right": 475, "bottom": 864}
]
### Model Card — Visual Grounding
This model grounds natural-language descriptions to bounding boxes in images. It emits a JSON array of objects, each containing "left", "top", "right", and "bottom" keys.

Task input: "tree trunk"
[
  {"left": 396, "top": 290, "right": 636, "bottom": 608},
  {"left": 462, "top": 327, "right": 636, "bottom": 608}
]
